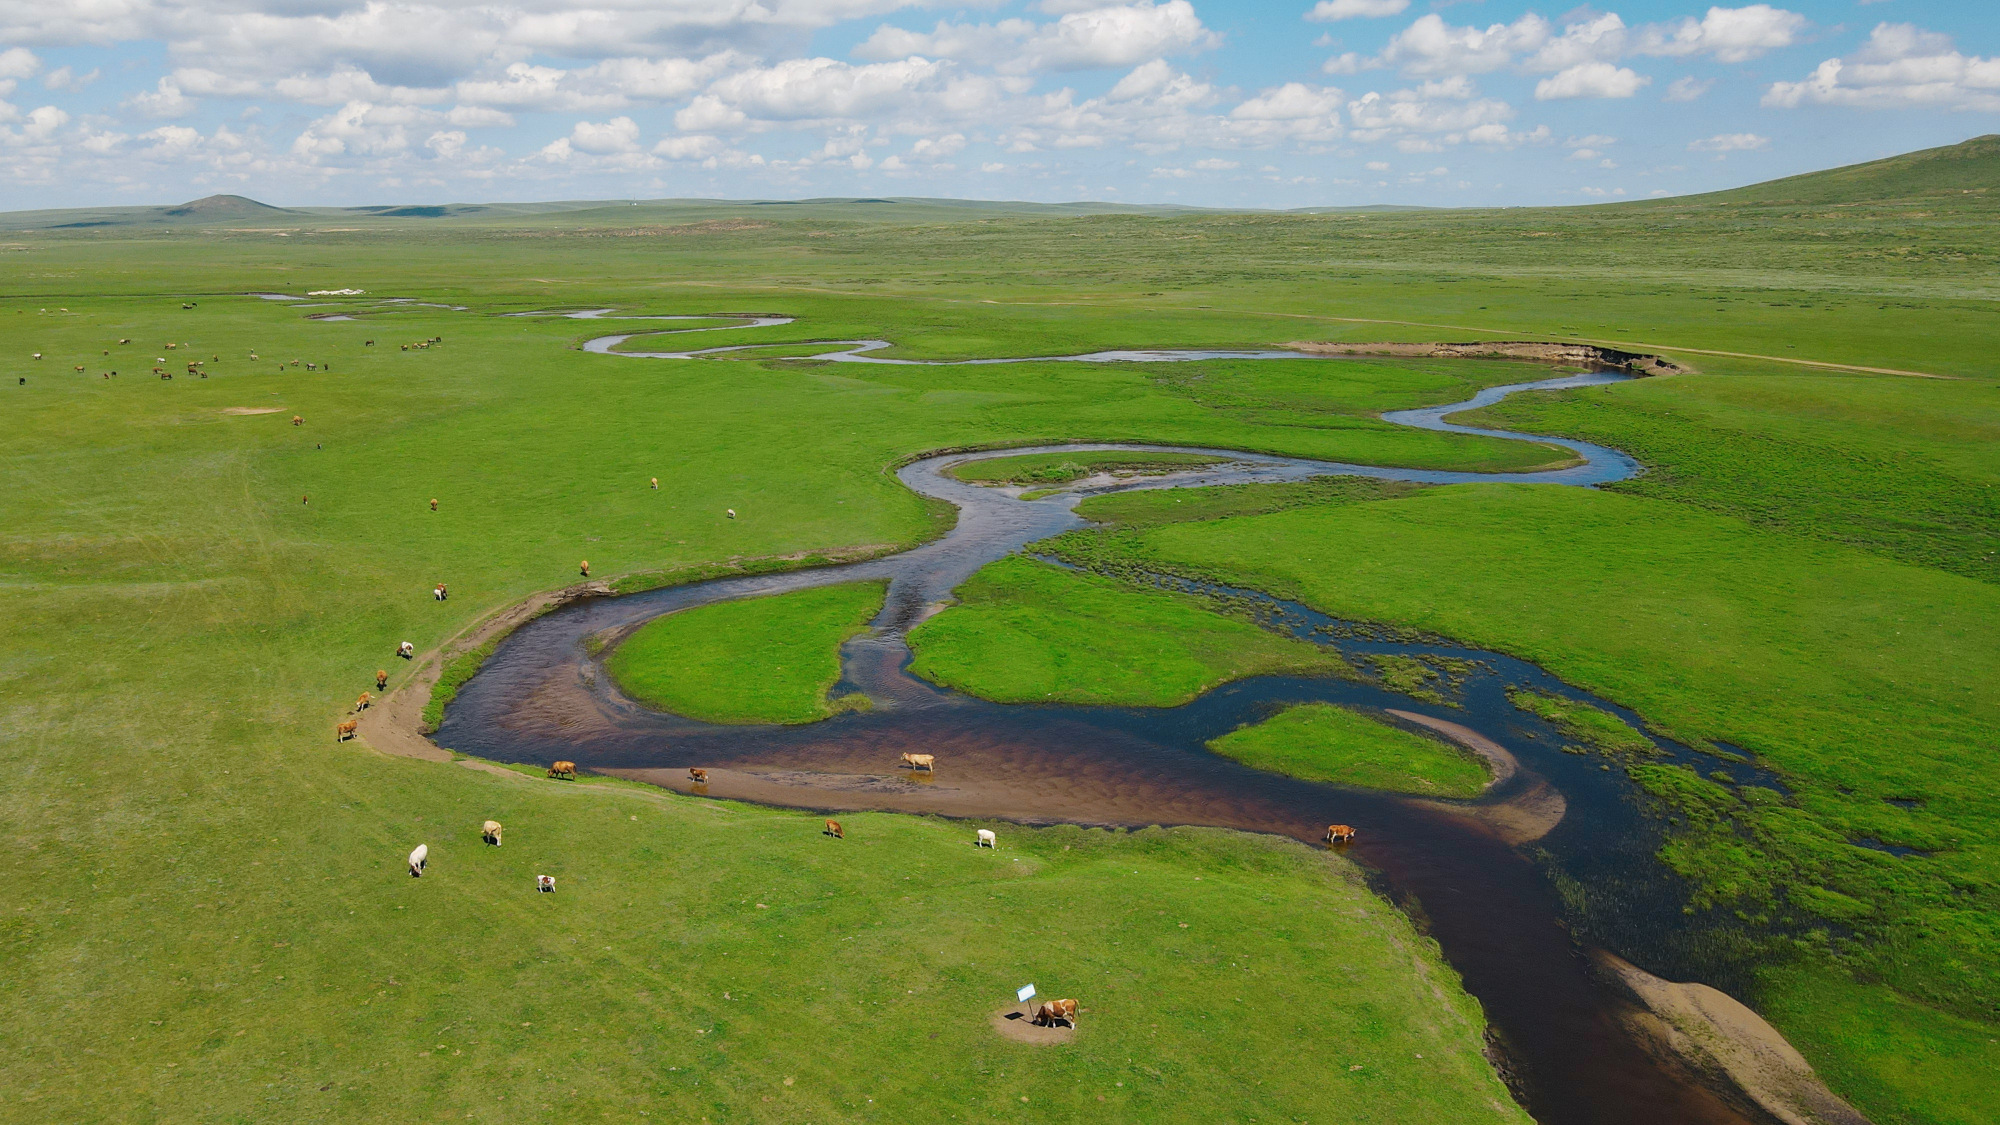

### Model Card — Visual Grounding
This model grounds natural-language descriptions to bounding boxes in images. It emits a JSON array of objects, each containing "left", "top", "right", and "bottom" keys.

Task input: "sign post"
[{"left": 1017, "top": 983, "right": 1037, "bottom": 1007}]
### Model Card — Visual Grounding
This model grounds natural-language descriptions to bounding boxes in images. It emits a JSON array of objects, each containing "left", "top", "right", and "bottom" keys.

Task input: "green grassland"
[
  {"left": 906, "top": 555, "right": 1348, "bottom": 706},
  {"left": 1049, "top": 474, "right": 2000, "bottom": 1123},
  {"left": 608, "top": 581, "right": 885, "bottom": 724},
  {"left": 947, "top": 450, "right": 1229, "bottom": 485},
  {"left": 1208, "top": 704, "right": 1490, "bottom": 797},
  {"left": 5, "top": 137, "right": 2000, "bottom": 1123}
]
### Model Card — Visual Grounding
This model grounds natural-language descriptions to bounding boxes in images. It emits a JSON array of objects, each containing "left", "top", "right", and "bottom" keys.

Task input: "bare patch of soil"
[
  {"left": 1287, "top": 340, "right": 1689, "bottom": 375},
  {"left": 220, "top": 406, "right": 284, "bottom": 415},
  {"left": 991, "top": 1005, "right": 1075, "bottom": 1045}
]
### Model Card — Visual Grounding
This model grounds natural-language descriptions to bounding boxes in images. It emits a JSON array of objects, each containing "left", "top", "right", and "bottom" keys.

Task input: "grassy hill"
[{"left": 1661, "top": 134, "right": 2000, "bottom": 211}]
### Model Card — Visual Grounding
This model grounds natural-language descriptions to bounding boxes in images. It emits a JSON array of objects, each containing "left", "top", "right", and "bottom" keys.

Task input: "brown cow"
[
  {"left": 482, "top": 820, "right": 503, "bottom": 846},
  {"left": 687, "top": 768, "right": 708, "bottom": 784},
  {"left": 1325, "top": 824, "right": 1357, "bottom": 844},
  {"left": 1032, "top": 999, "right": 1079, "bottom": 1028},
  {"left": 336, "top": 719, "right": 358, "bottom": 741},
  {"left": 376, "top": 669, "right": 389, "bottom": 691},
  {"left": 549, "top": 761, "right": 577, "bottom": 780},
  {"left": 579, "top": 560, "right": 589, "bottom": 577},
  {"left": 824, "top": 819, "right": 844, "bottom": 839},
  {"left": 899, "top": 752, "right": 935, "bottom": 772},
  {"left": 429, "top": 498, "right": 438, "bottom": 511},
  {"left": 355, "top": 691, "right": 372, "bottom": 711},
  {"left": 291, "top": 415, "right": 302, "bottom": 426}
]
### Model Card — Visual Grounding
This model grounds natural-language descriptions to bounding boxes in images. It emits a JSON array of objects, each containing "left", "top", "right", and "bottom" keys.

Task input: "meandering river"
[{"left": 440, "top": 317, "right": 1781, "bottom": 1125}]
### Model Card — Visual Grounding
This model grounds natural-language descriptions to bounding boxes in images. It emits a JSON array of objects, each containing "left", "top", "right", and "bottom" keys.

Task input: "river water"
[{"left": 439, "top": 321, "right": 1779, "bottom": 1125}]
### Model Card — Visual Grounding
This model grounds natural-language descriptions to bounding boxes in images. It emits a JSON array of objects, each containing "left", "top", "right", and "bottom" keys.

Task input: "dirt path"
[{"left": 355, "top": 580, "right": 611, "bottom": 779}]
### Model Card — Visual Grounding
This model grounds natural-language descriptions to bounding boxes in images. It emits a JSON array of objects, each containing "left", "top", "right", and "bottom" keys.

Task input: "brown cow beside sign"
[{"left": 1032, "top": 999, "right": 1079, "bottom": 1028}]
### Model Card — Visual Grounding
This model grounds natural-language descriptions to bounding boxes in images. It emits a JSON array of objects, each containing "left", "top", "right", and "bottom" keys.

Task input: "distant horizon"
[
  {"left": 0, "top": 1, "right": 1992, "bottom": 212},
  {"left": 8, "top": 130, "right": 1991, "bottom": 220}
]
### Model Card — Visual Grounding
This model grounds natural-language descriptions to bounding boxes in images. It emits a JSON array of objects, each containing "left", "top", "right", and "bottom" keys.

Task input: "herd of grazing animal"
[{"left": 406, "top": 830, "right": 554, "bottom": 894}]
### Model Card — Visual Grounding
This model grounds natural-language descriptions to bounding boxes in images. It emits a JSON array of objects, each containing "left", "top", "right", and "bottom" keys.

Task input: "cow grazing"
[
  {"left": 398, "top": 641, "right": 415, "bottom": 659},
  {"left": 824, "top": 819, "right": 844, "bottom": 839},
  {"left": 536, "top": 875, "right": 556, "bottom": 893},
  {"left": 433, "top": 584, "right": 447, "bottom": 601},
  {"left": 336, "top": 719, "right": 359, "bottom": 741},
  {"left": 1325, "top": 824, "right": 1357, "bottom": 844},
  {"left": 376, "top": 669, "right": 389, "bottom": 691},
  {"left": 291, "top": 415, "right": 302, "bottom": 426},
  {"left": 579, "top": 560, "right": 589, "bottom": 577},
  {"left": 482, "top": 820, "right": 503, "bottom": 846},
  {"left": 74, "top": 365, "right": 84, "bottom": 372},
  {"left": 650, "top": 477, "right": 658, "bottom": 489},
  {"left": 725, "top": 508, "right": 736, "bottom": 519},
  {"left": 408, "top": 844, "right": 428, "bottom": 877},
  {"left": 429, "top": 498, "right": 438, "bottom": 511},
  {"left": 549, "top": 761, "right": 577, "bottom": 780},
  {"left": 365, "top": 340, "right": 375, "bottom": 346},
  {"left": 687, "top": 768, "right": 708, "bottom": 784},
  {"left": 1032, "top": 999, "right": 1079, "bottom": 1028},
  {"left": 899, "top": 753, "right": 935, "bottom": 772},
  {"left": 355, "top": 691, "right": 372, "bottom": 711},
  {"left": 976, "top": 829, "right": 996, "bottom": 848},
  {"left": 119, "top": 338, "right": 130, "bottom": 344}
]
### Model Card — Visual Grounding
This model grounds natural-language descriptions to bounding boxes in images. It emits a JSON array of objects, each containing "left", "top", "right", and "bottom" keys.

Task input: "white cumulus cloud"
[
  {"left": 1764, "top": 23, "right": 2000, "bottom": 111},
  {"left": 1636, "top": 5, "right": 1807, "bottom": 64},
  {"left": 1688, "top": 132, "right": 1769, "bottom": 152},
  {"left": 1306, "top": 0, "right": 1408, "bottom": 21},
  {"left": 1536, "top": 63, "right": 1650, "bottom": 100}
]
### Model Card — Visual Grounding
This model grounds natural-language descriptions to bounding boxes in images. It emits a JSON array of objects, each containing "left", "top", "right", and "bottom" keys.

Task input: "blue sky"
[{"left": 0, "top": 0, "right": 1992, "bottom": 209}]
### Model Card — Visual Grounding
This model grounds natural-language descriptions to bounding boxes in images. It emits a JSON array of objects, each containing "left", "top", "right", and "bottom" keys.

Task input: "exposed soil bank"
[
  {"left": 1287, "top": 340, "right": 1690, "bottom": 375},
  {"left": 1596, "top": 952, "right": 1872, "bottom": 1125},
  {"left": 356, "top": 580, "right": 610, "bottom": 771}
]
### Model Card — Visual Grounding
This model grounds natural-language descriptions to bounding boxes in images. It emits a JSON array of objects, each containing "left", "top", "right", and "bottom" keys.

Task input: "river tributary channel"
[{"left": 441, "top": 317, "right": 1786, "bottom": 1125}]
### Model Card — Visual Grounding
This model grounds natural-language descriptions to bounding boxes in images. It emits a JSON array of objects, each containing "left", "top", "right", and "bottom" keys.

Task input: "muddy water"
[{"left": 439, "top": 355, "right": 1773, "bottom": 1125}]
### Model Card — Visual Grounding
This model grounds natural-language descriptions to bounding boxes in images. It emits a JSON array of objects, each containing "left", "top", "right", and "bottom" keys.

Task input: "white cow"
[
  {"left": 398, "top": 641, "right": 415, "bottom": 659},
  {"left": 408, "top": 843, "right": 428, "bottom": 877},
  {"left": 536, "top": 875, "right": 556, "bottom": 893},
  {"left": 976, "top": 829, "right": 996, "bottom": 849}
]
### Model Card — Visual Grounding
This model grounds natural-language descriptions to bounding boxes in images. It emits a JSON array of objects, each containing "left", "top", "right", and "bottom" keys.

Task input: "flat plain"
[{"left": 4, "top": 136, "right": 1997, "bottom": 1124}]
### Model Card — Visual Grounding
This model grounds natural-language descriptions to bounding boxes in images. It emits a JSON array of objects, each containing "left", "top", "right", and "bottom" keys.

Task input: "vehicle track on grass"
[{"left": 402, "top": 312, "right": 1860, "bottom": 1125}]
